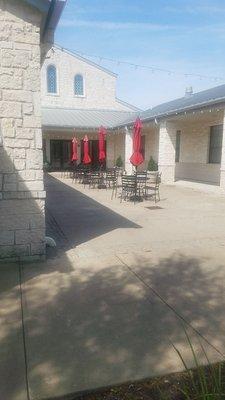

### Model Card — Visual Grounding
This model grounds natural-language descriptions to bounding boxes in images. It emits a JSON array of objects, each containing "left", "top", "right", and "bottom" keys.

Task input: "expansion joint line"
[
  {"left": 18, "top": 261, "right": 30, "bottom": 400},
  {"left": 116, "top": 254, "right": 225, "bottom": 360}
]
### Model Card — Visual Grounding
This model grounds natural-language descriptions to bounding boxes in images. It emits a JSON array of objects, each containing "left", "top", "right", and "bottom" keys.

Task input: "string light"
[{"left": 55, "top": 44, "right": 224, "bottom": 83}]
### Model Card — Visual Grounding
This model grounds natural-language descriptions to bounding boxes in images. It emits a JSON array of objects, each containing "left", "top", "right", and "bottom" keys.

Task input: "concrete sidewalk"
[{"left": 2, "top": 174, "right": 225, "bottom": 400}]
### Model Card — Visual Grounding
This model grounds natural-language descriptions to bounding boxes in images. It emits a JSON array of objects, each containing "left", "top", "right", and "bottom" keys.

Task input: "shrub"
[
  {"left": 115, "top": 155, "right": 123, "bottom": 168},
  {"left": 147, "top": 157, "right": 158, "bottom": 171}
]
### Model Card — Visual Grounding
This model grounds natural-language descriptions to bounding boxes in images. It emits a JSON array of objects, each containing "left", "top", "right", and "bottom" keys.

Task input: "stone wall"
[
  {"left": 0, "top": 0, "right": 46, "bottom": 261},
  {"left": 173, "top": 110, "right": 224, "bottom": 185},
  {"left": 41, "top": 46, "right": 136, "bottom": 111}
]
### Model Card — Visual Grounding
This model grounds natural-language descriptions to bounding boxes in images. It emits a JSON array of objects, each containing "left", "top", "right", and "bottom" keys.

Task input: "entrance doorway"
[{"left": 50, "top": 140, "right": 71, "bottom": 169}]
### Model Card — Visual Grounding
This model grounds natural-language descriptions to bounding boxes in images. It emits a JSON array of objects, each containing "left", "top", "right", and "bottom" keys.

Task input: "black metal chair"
[
  {"left": 121, "top": 174, "right": 137, "bottom": 203},
  {"left": 89, "top": 171, "right": 101, "bottom": 189},
  {"left": 145, "top": 172, "right": 161, "bottom": 203},
  {"left": 136, "top": 171, "right": 147, "bottom": 197}
]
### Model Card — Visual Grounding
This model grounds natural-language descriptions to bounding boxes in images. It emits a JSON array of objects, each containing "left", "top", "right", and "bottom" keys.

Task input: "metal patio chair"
[{"left": 145, "top": 171, "right": 161, "bottom": 203}]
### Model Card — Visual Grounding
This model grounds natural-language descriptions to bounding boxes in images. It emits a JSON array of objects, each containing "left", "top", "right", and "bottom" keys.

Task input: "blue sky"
[{"left": 55, "top": 0, "right": 225, "bottom": 110}]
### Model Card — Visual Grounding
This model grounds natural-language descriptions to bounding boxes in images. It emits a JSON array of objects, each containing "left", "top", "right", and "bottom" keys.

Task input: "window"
[
  {"left": 141, "top": 135, "right": 145, "bottom": 159},
  {"left": 47, "top": 65, "right": 57, "bottom": 93},
  {"left": 74, "top": 74, "right": 84, "bottom": 96},
  {"left": 209, "top": 125, "right": 223, "bottom": 164},
  {"left": 175, "top": 130, "right": 181, "bottom": 162}
]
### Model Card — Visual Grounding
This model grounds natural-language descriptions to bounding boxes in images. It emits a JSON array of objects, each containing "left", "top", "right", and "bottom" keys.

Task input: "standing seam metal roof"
[
  {"left": 42, "top": 107, "right": 137, "bottom": 129},
  {"left": 42, "top": 84, "right": 225, "bottom": 130}
]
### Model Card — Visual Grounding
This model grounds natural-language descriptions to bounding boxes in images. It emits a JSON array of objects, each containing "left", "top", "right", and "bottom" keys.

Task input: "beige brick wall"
[
  {"left": 0, "top": 0, "right": 46, "bottom": 261},
  {"left": 41, "top": 46, "right": 135, "bottom": 111}
]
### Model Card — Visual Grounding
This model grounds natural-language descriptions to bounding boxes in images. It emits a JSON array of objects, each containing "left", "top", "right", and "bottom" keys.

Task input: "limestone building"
[{"left": 0, "top": 0, "right": 66, "bottom": 261}]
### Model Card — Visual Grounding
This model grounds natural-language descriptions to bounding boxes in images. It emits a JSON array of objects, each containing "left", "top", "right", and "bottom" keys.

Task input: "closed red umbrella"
[
  {"left": 71, "top": 137, "right": 78, "bottom": 162},
  {"left": 130, "top": 117, "right": 144, "bottom": 167},
  {"left": 83, "top": 135, "right": 91, "bottom": 164},
  {"left": 98, "top": 126, "right": 106, "bottom": 163}
]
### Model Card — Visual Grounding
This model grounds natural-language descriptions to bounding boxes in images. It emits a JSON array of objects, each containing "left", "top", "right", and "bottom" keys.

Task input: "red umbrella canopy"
[
  {"left": 130, "top": 117, "right": 144, "bottom": 167},
  {"left": 71, "top": 137, "right": 78, "bottom": 162},
  {"left": 98, "top": 126, "right": 106, "bottom": 163},
  {"left": 83, "top": 135, "right": 92, "bottom": 164}
]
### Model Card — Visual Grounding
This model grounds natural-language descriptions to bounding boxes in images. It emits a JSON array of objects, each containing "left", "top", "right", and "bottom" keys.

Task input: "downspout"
[{"left": 42, "top": 0, "right": 56, "bottom": 40}]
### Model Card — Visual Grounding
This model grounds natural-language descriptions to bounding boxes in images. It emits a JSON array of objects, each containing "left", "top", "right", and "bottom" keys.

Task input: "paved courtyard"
[{"left": 2, "top": 173, "right": 225, "bottom": 400}]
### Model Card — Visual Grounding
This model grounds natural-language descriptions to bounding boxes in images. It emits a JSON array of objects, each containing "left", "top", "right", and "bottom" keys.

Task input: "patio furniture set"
[
  {"left": 65, "top": 118, "right": 161, "bottom": 203},
  {"left": 69, "top": 167, "right": 161, "bottom": 204}
]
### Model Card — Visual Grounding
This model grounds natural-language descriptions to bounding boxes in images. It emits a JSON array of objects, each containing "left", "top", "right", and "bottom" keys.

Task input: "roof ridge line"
[{"left": 54, "top": 44, "right": 118, "bottom": 78}]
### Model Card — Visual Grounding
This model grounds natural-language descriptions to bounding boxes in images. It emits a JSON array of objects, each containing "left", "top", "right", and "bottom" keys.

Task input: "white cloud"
[{"left": 59, "top": 19, "right": 175, "bottom": 31}]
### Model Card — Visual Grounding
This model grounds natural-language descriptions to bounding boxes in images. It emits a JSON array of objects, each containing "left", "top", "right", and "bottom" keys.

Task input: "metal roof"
[
  {"left": 42, "top": 107, "right": 136, "bottom": 129},
  {"left": 141, "top": 84, "right": 225, "bottom": 121},
  {"left": 42, "top": 84, "right": 225, "bottom": 131}
]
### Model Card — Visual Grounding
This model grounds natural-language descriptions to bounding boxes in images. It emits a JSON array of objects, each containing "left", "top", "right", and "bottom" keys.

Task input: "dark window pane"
[
  {"left": 209, "top": 125, "right": 223, "bottom": 164},
  {"left": 47, "top": 65, "right": 57, "bottom": 93},
  {"left": 74, "top": 74, "right": 84, "bottom": 95},
  {"left": 175, "top": 131, "right": 181, "bottom": 162}
]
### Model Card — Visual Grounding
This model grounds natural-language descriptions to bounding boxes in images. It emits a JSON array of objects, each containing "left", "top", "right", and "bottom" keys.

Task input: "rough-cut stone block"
[
  {"left": 0, "top": 244, "right": 30, "bottom": 259},
  {"left": 23, "top": 103, "right": 33, "bottom": 115},
  {"left": 15, "top": 229, "right": 45, "bottom": 245},
  {"left": 16, "top": 127, "right": 34, "bottom": 139},
  {"left": 18, "top": 180, "right": 44, "bottom": 191},
  {"left": 14, "top": 148, "right": 26, "bottom": 158},
  {"left": 23, "top": 67, "right": 40, "bottom": 91},
  {"left": 35, "top": 128, "right": 42, "bottom": 149},
  {"left": 0, "top": 231, "right": 14, "bottom": 246},
  {"left": 0, "top": 214, "right": 29, "bottom": 230},
  {"left": 29, "top": 214, "right": 45, "bottom": 229},
  {"left": 3, "top": 90, "right": 32, "bottom": 103},
  {"left": 4, "top": 173, "right": 17, "bottom": 183},
  {"left": 35, "top": 170, "right": 43, "bottom": 180},
  {"left": 3, "top": 183, "right": 17, "bottom": 191},
  {"left": 0, "top": 101, "right": 21, "bottom": 118},
  {"left": 26, "top": 149, "right": 43, "bottom": 169},
  {"left": 1, "top": 118, "right": 15, "bottom": 138},
  {"left": 4, "top": 138, "right": 30, "bottom": 148},
  {"left": 14, "top": 159, "right": 26, "bottom": 170},
  {"left": 0, "top": 69, "right": 23, "bottom": 89},
  {"left": 18, "top": 170, "right": 36, "bottom": 181},
  {"left": 31, "top": 242, "right": 46, "bottom": 255}
]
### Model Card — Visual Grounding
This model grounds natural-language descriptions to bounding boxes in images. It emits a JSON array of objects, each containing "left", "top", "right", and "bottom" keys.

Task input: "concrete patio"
[{"left": 2, "top": 173, "right": 225, "bottom": 400}]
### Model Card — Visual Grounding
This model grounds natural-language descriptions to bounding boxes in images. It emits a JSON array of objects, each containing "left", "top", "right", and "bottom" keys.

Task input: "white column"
[
  {"left": 124, "top": 126, "right": 133, "bottom": 174},
  {"left": 158, "top": 121, "right": 176, "bottom": 183},
  {"left": 46, "top": 138, "right": 51, "bottom": 163},
  {"left": 220, "top": 110, "right": 225, "bottom": 188},
  {"left": 106, "top": 135, "right": 115, "bottom": 168}
]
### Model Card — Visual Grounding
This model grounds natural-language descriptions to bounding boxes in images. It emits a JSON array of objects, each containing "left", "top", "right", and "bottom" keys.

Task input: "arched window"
[
  {"left": 47, "top": 65, "right": 57, "bottom": 93},
  {"left": 74, "top": 74, "right": 84, "bottom": 96}
]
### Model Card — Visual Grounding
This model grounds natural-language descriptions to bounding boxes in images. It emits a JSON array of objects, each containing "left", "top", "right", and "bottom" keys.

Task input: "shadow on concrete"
[
  {"left": 19, "top": 251, "right": 225, "bottom": 399},
  {"left": 45, "top": 174, "right": 141, "bottom": 251}
]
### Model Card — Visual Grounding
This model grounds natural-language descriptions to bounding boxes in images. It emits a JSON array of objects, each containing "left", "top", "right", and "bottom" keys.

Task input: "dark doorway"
[{"left": 50, "top": 140, "right": 71, "bottom": 169}]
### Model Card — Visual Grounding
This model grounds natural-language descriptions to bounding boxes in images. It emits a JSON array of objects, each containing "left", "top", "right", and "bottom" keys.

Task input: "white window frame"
[
  {"left": 46, "top": 64, "right": 59, "bottom": 96},
  {"left": 74, "top": 73, "right": 85, "bottom": 98}
]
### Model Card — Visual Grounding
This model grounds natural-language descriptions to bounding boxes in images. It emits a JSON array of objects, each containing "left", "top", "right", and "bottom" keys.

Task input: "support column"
[
  {"left": 220, "top": 111, "right": 225, "bottom": 188},
  {"left": 106, "top": 135, "right": 114, "bottom": 168},
  {"left": 158, "top": 121, "right": 176, "bottom": 183},
  {"left": 124, "top": 126, "right": 133, "bottom": 174}
]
